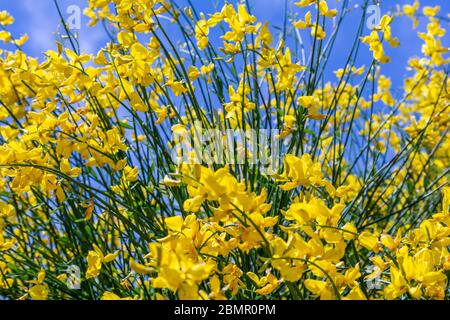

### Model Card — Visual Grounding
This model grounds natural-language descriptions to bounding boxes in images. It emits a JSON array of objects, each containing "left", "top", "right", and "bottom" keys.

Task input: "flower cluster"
[{"left": 0, "top": 0, "right": 449, "bottom": 300}]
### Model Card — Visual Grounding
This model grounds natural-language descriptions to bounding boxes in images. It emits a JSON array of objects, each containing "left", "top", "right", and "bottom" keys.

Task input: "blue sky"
[{"left": 1, "top": 0, "right": 448, "bottom": 93}]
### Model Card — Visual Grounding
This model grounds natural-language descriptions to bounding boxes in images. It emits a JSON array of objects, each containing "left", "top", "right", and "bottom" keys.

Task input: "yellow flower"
[
  {"left": 318, "top": 1, "right": 337, "bottom": 18},
  {"left": 130, "top": 258, "right": 153, "bottom": 274},
  {"left": 358, "top": 231, "right": 380, "bottom": 253},
  {"left": 295, "top": 0, "right": 315, "bottom": 7},
  {"left": 60, "top": 159, "right": 82, "bottom": 178},
  {"left": 28, "top": 270, "right": 49, "bottom": 300},
  {"left": 274, "top": 154, "right": 326, "bottom": 191},
  {"left": 423, "top": 6, "right": 440, "bottom": 17},
  {"left": 86, "top": 246, "right": 119, "bottom": 279},
  {"left": 101, "top": 292, "right": 134, "bottom": 300},
  {"left": 293, "top": 12, "right": 312, "bottom": 29},
  {"left": 0, "top": 11, "right": 14, "bottom": 26},
  {"left": 123, "top": 166, "right": 139, "bottom": 182},
  {"left": 304, "top": 279, "right": 335, "bottom": 300},
  {"left": 0, "top": 232, "right": 15, "bottom": 251},
  {"left": 188, "top": 66, "right": 200, "bottom": 81},
  {"left": 29, "top": 284, "right": 49, "bottom": 300},
  {"left": 403, "top": 0, "right": 419, "bottom": 28},
  {"left": 247, "top": 271, "right": 280, "bottom": 295}
]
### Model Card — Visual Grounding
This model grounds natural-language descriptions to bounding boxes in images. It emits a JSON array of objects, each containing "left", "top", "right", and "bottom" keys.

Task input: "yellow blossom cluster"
[{"left": 0, "top": 0, "right": 449, "bottom": 301}]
